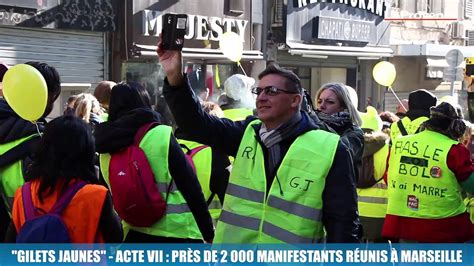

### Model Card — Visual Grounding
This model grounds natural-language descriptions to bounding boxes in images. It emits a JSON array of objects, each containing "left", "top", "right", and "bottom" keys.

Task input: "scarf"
[
  {"left": 316, "top": 111, "right": 352, "bottom": 134},
  {"left": 259, "top": 112, "right": 302, "bottom": 173}
]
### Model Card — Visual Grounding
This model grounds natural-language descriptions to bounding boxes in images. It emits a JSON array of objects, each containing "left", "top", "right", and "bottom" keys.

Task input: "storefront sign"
[
  {"left": 313, "top": 16, "right": 374, "bottom": 43},
  {"left": 143, "top": 10, "right": 248, "bottom": 42},
  {"left": 294, "top": 0, "right": 389, "bottom": 18}
]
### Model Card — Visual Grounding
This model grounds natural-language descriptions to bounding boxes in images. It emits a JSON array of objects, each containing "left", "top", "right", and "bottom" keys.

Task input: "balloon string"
[
  {"left": 388, "top": 86, "right": 407, "bottom": 112},
  {"left": 237, "top": 62, "right": 247, "bottom": 76},
  {"left": 34, "top": 121, "right": 42, "bottom": 137}
]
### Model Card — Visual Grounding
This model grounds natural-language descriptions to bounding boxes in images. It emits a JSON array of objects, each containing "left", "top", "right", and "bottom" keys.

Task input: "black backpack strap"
[
  {"left": 397, "top": 120, "right": 408, "bottom": 136},
  {"left": 49, "top": 181, "right": 87, "bottom": 215}
]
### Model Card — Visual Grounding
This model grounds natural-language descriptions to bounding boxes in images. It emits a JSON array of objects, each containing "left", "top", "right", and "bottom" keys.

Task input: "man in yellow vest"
[
  {"left": 158, "top": 43, "right": 361, "bottom": 243},
  {"left": 0, "top": 62, "right": 61, "bottom": 240},
  {"left": 383, "top": 102, "right": 474, "bottom": 242},
  {"left": 390, "top": 89, "right": 437, "bottom": 140}
]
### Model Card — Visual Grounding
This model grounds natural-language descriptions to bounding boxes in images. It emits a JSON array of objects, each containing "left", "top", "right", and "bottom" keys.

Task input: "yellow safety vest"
[
  {"left": 223, "top": 108, "right": 253, "bottom": 121},
  {"left": 214, "top": 120, "right": 339, "bottom": 243},
  {"left": 390, "top": 116, "right": 428, "bottom": 140},
  {"left": 0, "top": 134, "right": 38, "bottom": 213},
  {"left": 387, "top": 130, "right": 466, "bottom": 218},
  {"left": 178, "top": 139, "right": 222, "bottom": 223},
  {"left": 357, "top": 143, "right": 389, "bottom": 218},
  {"left": 100, "top": 125, "right": 202, "bottom": 239}
]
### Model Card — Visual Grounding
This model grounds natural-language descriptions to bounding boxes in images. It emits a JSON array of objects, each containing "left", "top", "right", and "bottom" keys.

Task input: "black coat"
[{"left": 163, "top": 77, "right": 361, "bottom": 243}]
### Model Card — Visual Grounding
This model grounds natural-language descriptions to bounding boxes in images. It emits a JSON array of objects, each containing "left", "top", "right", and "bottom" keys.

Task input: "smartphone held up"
[{"left": 161, "top": 13, "right": 188, "bottom": 51}]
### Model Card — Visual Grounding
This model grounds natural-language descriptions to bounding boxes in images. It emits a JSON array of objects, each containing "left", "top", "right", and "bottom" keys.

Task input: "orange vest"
[{"left": 12, "top": 180, "right": 107, "bottom": 243}]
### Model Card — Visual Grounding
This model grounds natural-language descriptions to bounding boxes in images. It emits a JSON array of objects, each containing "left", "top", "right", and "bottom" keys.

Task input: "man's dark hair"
[
  {"left": 258, "top": 64, "right": 302, "bottom": 93},
  {"left": 25, "top": 61, "right": 61, "bottom": 117},
  {"left": 27, "top": 115, "right": 97, "bottom": 202}
]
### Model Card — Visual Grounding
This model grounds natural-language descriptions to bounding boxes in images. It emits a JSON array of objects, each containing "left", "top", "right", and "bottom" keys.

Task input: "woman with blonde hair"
[
  {"left": 74, "top": 93, "right": 103, "bottom": 130},
  {"left": 315, "top": 82, "right": 364, "bottom": 181}
]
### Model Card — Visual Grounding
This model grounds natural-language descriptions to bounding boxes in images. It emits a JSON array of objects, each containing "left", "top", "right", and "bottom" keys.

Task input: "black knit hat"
[{"left": 406, "top": 89, "right": 437, "bottom": 120}]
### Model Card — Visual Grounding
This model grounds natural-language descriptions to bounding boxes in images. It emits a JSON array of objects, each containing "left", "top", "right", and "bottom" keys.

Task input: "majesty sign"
[{"left": 142, "top": 10, "right": 248, "bottom": 42}]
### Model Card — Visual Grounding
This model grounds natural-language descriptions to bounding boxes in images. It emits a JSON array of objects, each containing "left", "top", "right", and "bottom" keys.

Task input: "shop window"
[
  {"left": 122, "top": 60, "right": 246, "bottom": 128},
  {"left": 467, "top": 30, "right": 474, "bottom": 46},
  {"left": 400, "top": 0, "right": 416, "bottom": 12},
  {"left": 466, "top": 0, "right": 474, "bottom": 18},
  {"left": 416, "top": 0, "right": 428, "bottom": 12},
  {"left": 184, "top": 63, "right": 238, "bottom": 103},
  {"left": 425, "top": 67, "right": 443, "bottom": 79},
  {"left": 272, "top": 0, "right": 284, "bottom": 26}
]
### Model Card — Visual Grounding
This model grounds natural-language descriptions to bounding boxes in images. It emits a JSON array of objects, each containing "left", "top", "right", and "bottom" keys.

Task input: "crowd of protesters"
[{"left": 0, "top": 42, "right": 473, "bottom": 244}]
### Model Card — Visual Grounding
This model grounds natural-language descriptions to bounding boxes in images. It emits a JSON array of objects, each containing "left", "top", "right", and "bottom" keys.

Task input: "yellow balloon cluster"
[
  {"left": 2, "top": 64, "right": 48, "bottom": 122},
  {"left": 219, "top": 31, "right": 243, "bottom": 63},
  {"left": 372, "top": 61, "right": 396, "bottom": 87}
]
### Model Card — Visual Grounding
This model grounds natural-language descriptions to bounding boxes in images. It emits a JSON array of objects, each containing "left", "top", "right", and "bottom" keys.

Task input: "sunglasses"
[{"left": 251, "top": 86, "right": 299, "bottom": 96}]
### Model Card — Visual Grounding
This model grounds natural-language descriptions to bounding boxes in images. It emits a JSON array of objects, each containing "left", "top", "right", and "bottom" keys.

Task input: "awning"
[
  {"left": 425, "top": 57, "right": 465, "bottom": 79},
  {"left": 285, "top": 41, "right": 394, "bottom": 58},
  {"left": 393, "top": 43, "right": 474, "bottom": 57},
  {"left": 132, "top": 44, "right": 264, "bottom": 60}
]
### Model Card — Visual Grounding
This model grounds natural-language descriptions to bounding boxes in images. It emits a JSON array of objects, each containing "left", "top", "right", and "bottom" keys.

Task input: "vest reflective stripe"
[
  {"left": 387, "top": 130, "right": 466, "bottom": 218},
  {"left": 262, "top": 222, "right": 318, "bottom": 243},
  {"left": 100, "top": 125, "right": 202, "bottom": 239},
  {"left": 226, "top": 183, "right": 265, "bottom": 203},
  {"left": 157, "top": 182, "right": 178, "bottom": 193},
  {"left": 208, "top": 200, "right": 222, "bottom": 210},
  {"left": 223, "top": 108, "right": 253, "bottom": 121},
  {"left": 358, "top": 196, "right": 388, "bottom": 204},
  {"left": 267, "top": 195, "right": 322, "bottom": 222},
  {"left": 214, "top": 119, "right": 339, "bottom": 243},
  {"left": 0, "top": 134, "right": 38, "bottom": 212},
  {"left": 219, "top": 210, "right": 320, "bottom": 243},
  {"left": 357, "top": 143, "right": 389, "bottom": 218},
  {"left": 166, "top": 203, "right": 191, "bottom": 214},
  {"left": 219, "top": 210, "right": 261, "bottom": 231},
  {"left": 373, "top": 183, "right": 387, "bottom": 189}
]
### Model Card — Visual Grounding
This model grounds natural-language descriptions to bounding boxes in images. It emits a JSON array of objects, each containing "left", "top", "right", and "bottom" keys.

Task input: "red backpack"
[{"left": 109, "top": 122, "right": 168, "bottom": 227}]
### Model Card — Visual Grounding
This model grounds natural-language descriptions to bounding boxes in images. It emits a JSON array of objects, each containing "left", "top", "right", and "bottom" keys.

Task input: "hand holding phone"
[{"left": 161, "top": 13, "right": 188, "bottom": 51}]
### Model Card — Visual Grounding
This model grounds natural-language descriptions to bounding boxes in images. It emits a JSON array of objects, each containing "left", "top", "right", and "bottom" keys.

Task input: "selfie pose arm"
[{"left": 157, "top": 42, "right": 251, "bottom": 157}]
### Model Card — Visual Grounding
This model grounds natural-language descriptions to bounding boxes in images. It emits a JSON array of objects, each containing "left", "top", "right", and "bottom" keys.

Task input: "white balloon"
[{"left": 219, "top": 31, "right": 243, "bottom": 62}]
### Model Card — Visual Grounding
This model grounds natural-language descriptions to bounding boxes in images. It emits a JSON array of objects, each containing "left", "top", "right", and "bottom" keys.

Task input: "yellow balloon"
[
  {"left": 2, "top": 64, "right": 48, "bottom": 122},
  {"left": 219, "top": 31, "right": 243, "bottom": 62},
  {"left": 372, "top": 61, "right": 396, "bottom": 87}
]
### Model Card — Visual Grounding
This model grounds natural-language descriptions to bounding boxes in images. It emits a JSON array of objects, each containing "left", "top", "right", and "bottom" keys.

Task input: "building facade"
[
  {"left": 112, "top": 0, "right": 265, "bottom": 109},
  {"left": 0, "top": 0, "right": 117, "bottom": 117},
  {"left": 385, "top": 0, "right": 474, "bottom": 113},
  {"left": 268, "top": 0, "right": 393, "bottom": 110}
]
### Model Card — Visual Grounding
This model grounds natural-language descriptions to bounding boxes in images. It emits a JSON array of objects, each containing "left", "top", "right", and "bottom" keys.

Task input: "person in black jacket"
[
  {"left": 314, "top": 83, "right": 364, "bottom": 182},
  {"left": 158, "top": 43, "right": 361, "bottom": 243},
  {"left": 0, "top": 61, "right": 61, "bottom": 241},
  {"left": 94, "top": 82, "right": 214, "bottom": 243}
]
